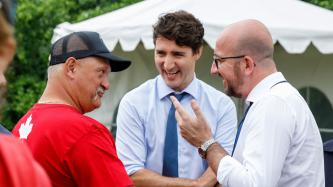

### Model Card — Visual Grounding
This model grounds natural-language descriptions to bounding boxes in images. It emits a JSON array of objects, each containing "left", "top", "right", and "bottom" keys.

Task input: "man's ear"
[
  {"left": 243, "top": 55, "right": 256, "bottom": 76},
  {"left": 63, "top": 57, "right": 78, "bottom": 79}
]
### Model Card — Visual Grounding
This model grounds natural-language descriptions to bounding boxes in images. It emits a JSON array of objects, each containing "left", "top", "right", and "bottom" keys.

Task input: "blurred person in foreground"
[
  {"left": 171, "top": 19, "right": 325, "bottom": 187},
  {"left": 116, "top": 10, "right": 237, "bottom": 187},
  {"left": 0, "top": 0, "right": 51, "bottom": 186},
  {"left": 12, "top": 31, "right": 134, "bottom": 187},
  {"left": 0, "top": 0, "right": 15, "bottom": 134},
  {"left": 0, "top": 0, "right": 15, "bottom": 87}
]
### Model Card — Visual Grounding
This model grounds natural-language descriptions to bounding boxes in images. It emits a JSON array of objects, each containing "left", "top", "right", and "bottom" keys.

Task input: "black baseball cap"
[{"left": 49, "top": 31, "right": 131, "bottom": 72}]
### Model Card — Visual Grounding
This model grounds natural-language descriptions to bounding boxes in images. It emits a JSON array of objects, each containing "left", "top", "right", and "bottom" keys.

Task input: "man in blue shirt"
[{"left": 116, "top": 10, "right": 237, "bottom": 187}]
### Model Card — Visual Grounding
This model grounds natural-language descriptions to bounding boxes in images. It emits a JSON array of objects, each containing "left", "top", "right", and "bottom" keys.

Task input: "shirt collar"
[
  {"left": 157, "top": 75, "right": 199, "bottom": 100},
  {"left": 246, "top": 72, "right": 286, "bottom": 104}
]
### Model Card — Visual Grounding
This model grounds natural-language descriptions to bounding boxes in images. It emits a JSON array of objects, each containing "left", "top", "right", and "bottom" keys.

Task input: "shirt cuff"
[
  {"left": 126, "top": 165, "right": 144, "bottom": 176},
  {"left": 217, "top": 155, "right": 244, "bottom": 186}
]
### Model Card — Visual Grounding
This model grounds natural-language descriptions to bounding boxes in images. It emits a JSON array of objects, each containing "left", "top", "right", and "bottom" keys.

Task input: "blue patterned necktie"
[
  {"left": 162, "top": 92, "right": 186, "bottom": 177},
  {"left": 231, "top": 102, "right": 253, "bottom": 156}
]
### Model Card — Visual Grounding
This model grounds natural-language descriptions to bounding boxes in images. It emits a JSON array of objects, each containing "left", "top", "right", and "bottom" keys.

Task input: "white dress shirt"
[
  {"left": 116, "top": 75, "right": 237, "bottom": 179},
  {"left": 217, "top": 72, "right": 325, "bottom": 187}
]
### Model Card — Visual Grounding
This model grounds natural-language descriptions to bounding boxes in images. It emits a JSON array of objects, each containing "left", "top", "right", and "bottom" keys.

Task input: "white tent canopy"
[
  {"left": 52, "top": 0, "right": 333, "bottom": 130},
  {"left": 53, "top": 0, "right": 333, "bottom": 54}
]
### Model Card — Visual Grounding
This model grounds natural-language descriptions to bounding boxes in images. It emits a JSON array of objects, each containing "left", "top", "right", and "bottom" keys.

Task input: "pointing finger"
[
  {"left": 175, "top": 110, "right": 182, "bottom": 126},
  {"left": 190, "top": 99, "right": 206, "bottom": 122},
  {"left": 170, "top": 96, "right": 189, "bottom": 119}
]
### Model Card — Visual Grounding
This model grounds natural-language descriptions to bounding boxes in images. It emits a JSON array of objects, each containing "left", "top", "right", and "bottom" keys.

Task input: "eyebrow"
[
  {"left": 96, "top": 65, "right": 110, "bottom": 71},
  {"left": 172, "top": 51, "right": 186, "bottom": 55},
  {"left": 155, "top": 49, "right": 187, "bottom": 55},
  {"left": 155, "top": 49, "right": 165, "bottom": 53}
]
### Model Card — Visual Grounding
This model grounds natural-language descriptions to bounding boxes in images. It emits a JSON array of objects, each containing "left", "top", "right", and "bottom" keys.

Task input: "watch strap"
[{"left": 200, "top": 138, "right": 216, "bottom": 151}]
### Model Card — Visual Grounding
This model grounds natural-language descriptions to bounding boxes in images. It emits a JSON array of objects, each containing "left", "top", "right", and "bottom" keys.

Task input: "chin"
[
  {"left": 166, "top": 83, "right": 181, "bottom": 91},
  {"left": 94, "top": 102, "right": 102, "bottom": 109},
  {"left": 84, "top": 103, "right": 101, "bottom": 113}
]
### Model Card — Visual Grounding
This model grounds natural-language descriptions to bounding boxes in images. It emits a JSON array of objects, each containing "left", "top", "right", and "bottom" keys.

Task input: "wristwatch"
[{"left": 198, "top": 138, "right": 216, "bottom": 159}]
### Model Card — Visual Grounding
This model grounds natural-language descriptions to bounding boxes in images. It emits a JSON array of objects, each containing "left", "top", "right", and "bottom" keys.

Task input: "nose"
[
  {"left": 163, "top": 55, "right": 175, "bottom": 71},
  {"left": 101, "top": 76, "right": 110, "bottom": 91},
  {"left": 210, "top": 61, "right": 219, "bottom": 75}
]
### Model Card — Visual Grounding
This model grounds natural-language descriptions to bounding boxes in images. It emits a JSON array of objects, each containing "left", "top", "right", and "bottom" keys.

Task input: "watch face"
[{"left": 198, "top": 148, "right": 206, "bottom": 159}]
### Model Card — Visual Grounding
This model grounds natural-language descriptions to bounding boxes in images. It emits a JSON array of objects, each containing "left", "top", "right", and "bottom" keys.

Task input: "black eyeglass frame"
[{"left": 213, "top": 55, "right": 245, "bottom": 69}]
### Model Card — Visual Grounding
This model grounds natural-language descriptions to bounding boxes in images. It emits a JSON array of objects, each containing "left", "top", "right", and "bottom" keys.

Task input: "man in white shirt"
[{"left": 171, "top": 19, "right": 325, "bottom": 187}]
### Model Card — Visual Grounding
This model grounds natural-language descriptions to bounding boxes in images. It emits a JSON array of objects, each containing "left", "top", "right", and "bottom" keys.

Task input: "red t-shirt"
[{"left": 12, "top": 104, "right": 133, "bottom": 187}]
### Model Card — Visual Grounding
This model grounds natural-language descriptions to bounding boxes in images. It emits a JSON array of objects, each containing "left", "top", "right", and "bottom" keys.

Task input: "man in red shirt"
[{"left": 12, "top": 31, "right": 133, "bottom": 187}]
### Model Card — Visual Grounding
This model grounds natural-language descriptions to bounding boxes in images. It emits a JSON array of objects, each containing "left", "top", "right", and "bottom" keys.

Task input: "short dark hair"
[{"left": 153, "top": 10, "right": 204, "bottom": 54}]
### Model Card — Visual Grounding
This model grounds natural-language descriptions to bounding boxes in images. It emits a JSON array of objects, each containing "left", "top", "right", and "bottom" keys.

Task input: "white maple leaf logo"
[{"left": 19, "top": 114, "right": 33, "bottom": 139}]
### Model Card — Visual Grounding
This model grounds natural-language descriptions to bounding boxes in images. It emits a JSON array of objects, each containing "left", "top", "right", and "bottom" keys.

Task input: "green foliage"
[
  {"left": 2, "top": 75, "right": 46, "bottom": 127},
  {"left": 1, "top": 0, "right": 141, "bottom": 129},
  {"left": 303, "top": 0, "right": 333, "bottom": 10}
]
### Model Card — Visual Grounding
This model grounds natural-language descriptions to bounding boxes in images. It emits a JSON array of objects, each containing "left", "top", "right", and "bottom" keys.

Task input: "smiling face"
[
  {"left": 154, "top": 37, "right": 200, "bottom": 91},
  {"left": 73, "top": 56, "right": 111, "bottom": 113},
  {"left": 211, "top": 56, "right": 244, "bottom": 98},
  {"left": 210, "top": 32, "right": 245, "bottom": 98}
]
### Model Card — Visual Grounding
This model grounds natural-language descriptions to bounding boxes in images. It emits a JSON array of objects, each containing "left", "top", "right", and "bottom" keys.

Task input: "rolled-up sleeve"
[{"left": 116, "top": 96, "right": 146, "bottom": 176}]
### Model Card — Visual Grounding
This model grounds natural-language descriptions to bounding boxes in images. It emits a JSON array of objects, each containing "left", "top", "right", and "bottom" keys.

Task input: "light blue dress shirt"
[{"left": 116, "top": 75, "right": 237, "bottom": 179}]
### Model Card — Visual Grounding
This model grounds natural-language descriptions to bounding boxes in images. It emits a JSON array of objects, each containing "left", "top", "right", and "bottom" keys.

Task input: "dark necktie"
[
  {"left": 162, "top": 92, "right": 186, "bottom": 177},
  {"left": 231, "top": 102, "right": 253, "bottom": 156}
]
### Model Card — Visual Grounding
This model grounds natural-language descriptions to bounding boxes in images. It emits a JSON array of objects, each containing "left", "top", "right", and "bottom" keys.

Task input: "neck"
[
  {"left": 38, "top": 97, "right": 70, "bottom": 105},
  {"left": 38, "top": 94, "right": 76, "bottom": 108},
  {"left": 243, "top": 65, "right": 277, "bottom": 99},
  {"left": 38, "top": 82, "right": 82, "bottom": 113}
]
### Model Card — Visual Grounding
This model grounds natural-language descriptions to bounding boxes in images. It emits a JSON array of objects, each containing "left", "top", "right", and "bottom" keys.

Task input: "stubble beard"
[{"left": 225, "top": 64, "right": 243, "bottom": 98}]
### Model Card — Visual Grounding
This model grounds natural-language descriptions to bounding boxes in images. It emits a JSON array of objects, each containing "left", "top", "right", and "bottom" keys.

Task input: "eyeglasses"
[{"left": 213, "top": 55, "right": 245, "bottom": 69}]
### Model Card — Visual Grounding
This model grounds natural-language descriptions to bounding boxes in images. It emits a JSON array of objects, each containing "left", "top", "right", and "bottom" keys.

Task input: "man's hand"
[{"left": 170, "top": 96, "right": 212, "bottom": 147}]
